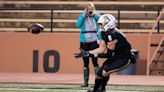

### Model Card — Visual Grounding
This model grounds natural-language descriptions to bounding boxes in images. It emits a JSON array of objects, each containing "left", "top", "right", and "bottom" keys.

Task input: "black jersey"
[{"left": 102, "top": 28, "right": 131, "bottom": 60}]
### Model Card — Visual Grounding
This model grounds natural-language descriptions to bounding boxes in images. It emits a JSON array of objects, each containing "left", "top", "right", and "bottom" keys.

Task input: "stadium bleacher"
[{"left": 0, "top": 0, "right": 164, "bottom": 33}]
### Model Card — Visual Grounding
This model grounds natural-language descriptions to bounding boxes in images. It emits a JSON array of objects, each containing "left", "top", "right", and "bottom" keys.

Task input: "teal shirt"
[{"left": 76, "top": 11, "right": 102, "bottom": 42}]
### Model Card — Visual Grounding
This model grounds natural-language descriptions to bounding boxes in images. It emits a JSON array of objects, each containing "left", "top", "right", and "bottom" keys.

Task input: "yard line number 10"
[{"left": 33, "top": 50, "right": 60, "bottom": 73}]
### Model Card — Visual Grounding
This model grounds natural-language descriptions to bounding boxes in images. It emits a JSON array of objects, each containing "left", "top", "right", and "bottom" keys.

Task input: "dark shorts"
[
  {"left": 80, "top": 41, "right": 99, "bottom": 51},
  {"left": 98, "top": 55, "right": 130, "bottom": 75}
]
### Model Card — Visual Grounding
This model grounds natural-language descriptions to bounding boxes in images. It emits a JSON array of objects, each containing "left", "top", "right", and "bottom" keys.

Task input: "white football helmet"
[{"left": 98, "top": 14, "right": 116, "bottom": 32}]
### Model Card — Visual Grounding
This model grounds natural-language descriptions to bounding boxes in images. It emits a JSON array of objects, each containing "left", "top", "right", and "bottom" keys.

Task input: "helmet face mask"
[
  {"left": 98, "top": 14, "right": 116, "bottom": 32},
  {"left": 98, "top": 23, "right": 105, "bottom": 32}
]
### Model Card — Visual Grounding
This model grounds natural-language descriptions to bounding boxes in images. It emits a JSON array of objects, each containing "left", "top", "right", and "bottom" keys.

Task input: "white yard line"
[{"left": 0, "top": 88, "right": 142, "bottom": 92}]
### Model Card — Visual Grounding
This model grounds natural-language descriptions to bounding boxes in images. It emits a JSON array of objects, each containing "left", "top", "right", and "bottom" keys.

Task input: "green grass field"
[{"left": 0, "top": 83, "right": 164, "bottom": 92}]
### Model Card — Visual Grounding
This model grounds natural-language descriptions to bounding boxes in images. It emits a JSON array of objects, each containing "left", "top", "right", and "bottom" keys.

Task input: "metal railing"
[
  {"left": 0, "top": 8, "right": 163, "bottom": 33},
  {"left": 147, "top": 7, "right": 164, "bottom": 75}
]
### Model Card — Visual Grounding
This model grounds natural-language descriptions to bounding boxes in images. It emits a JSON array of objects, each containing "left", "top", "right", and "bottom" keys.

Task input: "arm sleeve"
[
  {"left": 94, "top": 12, "right": 101, "bottom": 21},
  {"left": 102, "top": 34, "right": 109, "bottom": 43},
  {"left": 76, "top": 12, "right": 85, "bottom": 28}
]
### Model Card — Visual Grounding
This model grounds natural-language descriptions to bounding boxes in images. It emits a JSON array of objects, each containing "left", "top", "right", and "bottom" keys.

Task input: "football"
[{"left": 27, "top": 23, "right": 44, "bottom": 34}]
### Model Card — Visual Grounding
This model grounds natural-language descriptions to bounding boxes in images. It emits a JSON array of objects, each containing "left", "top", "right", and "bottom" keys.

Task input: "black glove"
[{"left": 74, "top": 49, "right": 89, "bottom": 58}]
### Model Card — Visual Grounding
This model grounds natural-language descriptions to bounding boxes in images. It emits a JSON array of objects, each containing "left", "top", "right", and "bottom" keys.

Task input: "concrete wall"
[{"left": 0, "top": 32, "right": 163, "bottom": 75}]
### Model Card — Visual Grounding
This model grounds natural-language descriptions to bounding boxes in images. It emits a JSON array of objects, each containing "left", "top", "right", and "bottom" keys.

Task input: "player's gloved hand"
[{"left": 74, "top": 49, "right": 89, "bottom": 58}]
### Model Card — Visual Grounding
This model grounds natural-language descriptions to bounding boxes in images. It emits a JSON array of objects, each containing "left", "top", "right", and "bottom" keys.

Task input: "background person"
[{"left": 76, "top": 2, "right": 102, "bottom": 87}]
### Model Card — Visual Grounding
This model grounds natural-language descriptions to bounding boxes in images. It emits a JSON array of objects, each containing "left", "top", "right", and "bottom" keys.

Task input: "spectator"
[{"left": 76, "top": 2, "right": 102, "bottom": 87}]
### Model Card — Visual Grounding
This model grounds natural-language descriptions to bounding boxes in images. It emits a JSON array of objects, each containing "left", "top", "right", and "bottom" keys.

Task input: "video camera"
[{"left": 87, "top": 9, "right": 94, "bottom": 16}]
